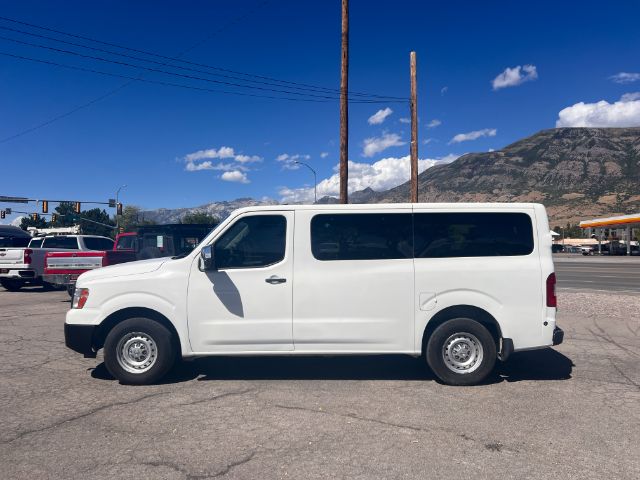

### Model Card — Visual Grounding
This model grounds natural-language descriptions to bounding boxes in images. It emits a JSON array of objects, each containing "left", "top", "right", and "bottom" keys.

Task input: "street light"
[
  {"left": 294, "top": 161, "right": 317, "bottom": 204},
  {"left": 115, "top": 184, "right": 127, "bottom": 230}
]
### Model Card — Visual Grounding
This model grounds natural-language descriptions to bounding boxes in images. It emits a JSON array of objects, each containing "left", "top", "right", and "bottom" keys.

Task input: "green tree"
[
  {"left": 119, "top": 205, "right": 156, "bottom": 232},
  {"left": 79, "top": 208, "right": 116, "bottom": 237},
  {"left": 20, "top": 215, "right": 47, "bottom": 231},
  {"left": 181, "top": 211, "right": 219, "bottom": 225}
]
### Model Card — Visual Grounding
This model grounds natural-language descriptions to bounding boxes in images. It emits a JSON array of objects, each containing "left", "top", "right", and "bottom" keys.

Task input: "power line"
[
  {"left": 0, "top": 24, "right": 404, "bottom": 101},
  {"left": 0, "top": 1, "right": 273, "bottom": 144},
  {"left": 0, "top": 34, "right": 406, "bottom": 102},
  {"left": 0, "top": 51, "right": 395, "bottom": 105},
  {"left": 0, "top": 6, "right": 407, "bottom": 144},
  {"left": 0, "top": 14, "right": 406, "bottom": 100}
]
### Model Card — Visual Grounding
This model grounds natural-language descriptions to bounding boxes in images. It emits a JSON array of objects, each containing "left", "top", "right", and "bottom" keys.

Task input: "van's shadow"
[{"left": 90, "top": 349, "right": 573, "bottom": 385}]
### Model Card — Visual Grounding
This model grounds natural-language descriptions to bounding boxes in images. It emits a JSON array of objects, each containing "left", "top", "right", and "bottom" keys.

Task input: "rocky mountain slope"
[
  {"left": 141, "top": 197, "right": 278, "bottom": 224},
  {"left": 375, "top": 127, "right": 640, "bottom": 225},
  {"left": 143, "top": 128, "right": 640, "bottom": 226}
]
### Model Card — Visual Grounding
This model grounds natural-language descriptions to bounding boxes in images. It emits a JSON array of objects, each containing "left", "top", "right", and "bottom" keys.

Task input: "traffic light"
[
  {"left": 42, "top": 200, "right": 48, "bottom": 213},
  {"left": 74, "top": 202, "right": 81, "bottom": 214},
  {"left": 0, "top": 210, "right": 5, "bottom": 219},
  {"left": 51, "top": 213, "right": 58, "bottom": 223},
  {"left": 31, "top": 213, "right": 39, "bottom": 221},
  {"left": 117, "top": 202, "right": 123, "bottom": 216}
]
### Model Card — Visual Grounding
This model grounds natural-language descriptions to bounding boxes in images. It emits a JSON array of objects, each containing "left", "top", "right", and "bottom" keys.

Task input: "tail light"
[
  {"left": 546, "top": 273, "right": 557, "bottom": 307},
  {"left": 24, "top": 249, "right": 33, "bottom": 265}
]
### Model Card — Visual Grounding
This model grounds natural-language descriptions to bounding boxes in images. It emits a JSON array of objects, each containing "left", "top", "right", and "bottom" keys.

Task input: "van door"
[
  {"left": 187, "top": 212, "right": 294, "bottom": 352},
  {"left": 292, "top": 209, "right": 414, "bottom": 352}
]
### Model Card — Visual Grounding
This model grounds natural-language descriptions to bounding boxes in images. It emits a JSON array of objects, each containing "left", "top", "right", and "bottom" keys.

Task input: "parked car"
[
  {"left": 581, "top": 245, "right": 596, "bottom": 255},
  {"left": 44, "top": 225, "right": 215, "bottom": 295},
  {"left": 0, "top": 225, "right": 31, "bottom": 248},
  {"left": 65, "top": 203, "right": 562, "bottom": 386},
  {"left": 0, "top": 235, "right": 113, "bottom": 291}
]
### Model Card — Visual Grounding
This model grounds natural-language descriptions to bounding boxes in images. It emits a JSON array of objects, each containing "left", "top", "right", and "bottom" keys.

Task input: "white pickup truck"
[{"left": 0, "top": 235, "right": 114, "bottom": 291}]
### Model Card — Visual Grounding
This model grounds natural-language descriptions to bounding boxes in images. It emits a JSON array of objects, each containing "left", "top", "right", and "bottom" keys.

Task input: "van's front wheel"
[
  {"left": 426, "top": 318, "right": 496, "bottom": 386},
  {"left": 104, "top": 318, "right": 176, "bottom": 385}
]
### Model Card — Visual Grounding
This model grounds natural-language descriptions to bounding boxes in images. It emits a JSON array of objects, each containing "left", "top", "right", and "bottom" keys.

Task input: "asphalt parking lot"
[{"left": 1, "top": 271, "right": 639, "bottom": 479}]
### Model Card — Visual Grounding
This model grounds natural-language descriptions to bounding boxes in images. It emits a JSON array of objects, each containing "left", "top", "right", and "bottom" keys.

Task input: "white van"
[{"left": 65, "top": 203, "right": 563, "bottom": 386}]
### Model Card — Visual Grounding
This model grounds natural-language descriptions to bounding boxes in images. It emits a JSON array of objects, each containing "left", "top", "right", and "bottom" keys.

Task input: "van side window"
[
  {"left": 414, "top": 212, "right": 534, "bottom": 258},
  {"left": 311, "top": 213, "right": 413, "bottom": 261},
  {"left": 214, "top": 215, "right": 286, "bottom": 269}
]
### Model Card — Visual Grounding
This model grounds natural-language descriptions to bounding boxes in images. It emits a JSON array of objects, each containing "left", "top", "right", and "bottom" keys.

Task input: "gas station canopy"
[{"left": 579, "top": 213, "right": 640, "bottom": 229}]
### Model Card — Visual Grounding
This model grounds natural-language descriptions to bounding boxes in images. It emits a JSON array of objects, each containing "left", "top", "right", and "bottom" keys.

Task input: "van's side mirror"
[{"left": 199, "top": 245, "right": 215, "bottom": 271}]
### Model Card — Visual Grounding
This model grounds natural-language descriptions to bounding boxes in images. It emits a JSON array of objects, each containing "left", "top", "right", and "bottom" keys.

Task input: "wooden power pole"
[
  {"left": 410, "top": 51, "right": 418, "bottom": 203},
  {"left": 339, "top": 0, "right": 349, "bottom": 204}
]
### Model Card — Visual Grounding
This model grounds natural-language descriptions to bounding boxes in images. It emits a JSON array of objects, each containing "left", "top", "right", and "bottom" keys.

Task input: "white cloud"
[
  {"left": 368, "top": 107, "right": 393, "bottom": 125},
  {"left": 620, "top": 92, "right": 640, "bottom": 102},
  {"left": 221, "top": 170, "right": 249, "bottom": 184},
  {"left": 427, "top": 119, "right": 441, "bottom": 128},
  {"left": 362, "top": 133, "right": 406, "bottom": 157},
  {"left": 423, "top": 138, "right": 434, "bottom": 145},
  {"left": 449, "top": 128, "right": 497, "bottom": 144},
  {"left": 492, "top": 65, "right": 538, "bottom": 90},
  {"left": 276, "top": 153, "right": 311, "bottom": 170},
  {"left": 441, "top": 86, "right": 448, "bottom": 95},
  {"left": 183, "top": 145, "right": 262, "bottom": 172},
  {"left": 279, "top": 154, "right": 460, "bottom": 203},
  {"left": 320, "top": 152, "right": 329, "bottom": 158},
  {"left": 234, "top": 154, "right": 261, "bottom": 163},
  {"left": 399, "top": 117, "right": 411, "bottom": 124},
  {"left": 11, "top": 216, "right": 24, "bottom": 227},
  {"left": 556, "top": 93, "right": 640, "bottom": 127},
  {"left": 610, "top": 72, "right": 640, "bottom": 84}
]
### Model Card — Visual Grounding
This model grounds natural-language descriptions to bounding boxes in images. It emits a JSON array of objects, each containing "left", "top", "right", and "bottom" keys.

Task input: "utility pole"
[
  {"left": 410, "top": 51, "right": 418, "bottom": 203},
  {"left": 339, "top": 0, "right": 349, "bottom": 204}
]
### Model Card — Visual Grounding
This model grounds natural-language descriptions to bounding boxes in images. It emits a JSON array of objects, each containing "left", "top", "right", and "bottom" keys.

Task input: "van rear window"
[
  {"left": 311, "top": 213, "right": 413, "bottom": 261},
  {"left": 414, "top": 212, "right": 534, "bottom": 258}
]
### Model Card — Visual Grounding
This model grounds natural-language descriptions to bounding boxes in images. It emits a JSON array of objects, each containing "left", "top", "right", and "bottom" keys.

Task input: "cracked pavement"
[{"left": 0, "top": 286, "right": 639, "bottom": 479}]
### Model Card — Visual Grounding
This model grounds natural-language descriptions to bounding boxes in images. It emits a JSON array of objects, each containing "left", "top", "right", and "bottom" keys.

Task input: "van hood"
[{"left": 78, "top": 257, "right": 168, "bottom": 284}]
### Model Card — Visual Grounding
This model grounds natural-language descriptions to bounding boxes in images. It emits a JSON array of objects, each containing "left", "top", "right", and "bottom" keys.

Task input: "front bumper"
[
  {"left": 553, "top": 326, "right": 564, "bottom": 346},
  {"left": 64, "top": 323, "right": 97, "bottom": 358}
]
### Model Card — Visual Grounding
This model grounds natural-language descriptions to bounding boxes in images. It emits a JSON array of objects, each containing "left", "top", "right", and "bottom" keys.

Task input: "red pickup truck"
[
  {"left": 44, "top": 235, "right": 136, "bottom": 295},
  {"left": 44, "top": 224, "right": 215, "bottom": 295}
]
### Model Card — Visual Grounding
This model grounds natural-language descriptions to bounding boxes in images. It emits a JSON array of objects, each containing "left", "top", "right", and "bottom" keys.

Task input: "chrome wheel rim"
[
  {"left": 116, "top": 332, "right": 158, "bottom": 374},
  {"left": 442, "top": 332, "right": 483, "bottom": 374}
]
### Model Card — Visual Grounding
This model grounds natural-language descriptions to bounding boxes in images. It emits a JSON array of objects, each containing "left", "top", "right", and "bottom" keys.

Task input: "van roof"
[{"left": 229, "top": 202, "right": 542, "bottom": 215}]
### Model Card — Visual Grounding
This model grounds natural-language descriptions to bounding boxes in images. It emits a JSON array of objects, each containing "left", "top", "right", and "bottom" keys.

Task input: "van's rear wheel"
[
  {"left": 426, "top": 318, "right": 496, "bottom": 386},
  {"left": 104, "top": 317, "right": 176, "bottom": 385}
]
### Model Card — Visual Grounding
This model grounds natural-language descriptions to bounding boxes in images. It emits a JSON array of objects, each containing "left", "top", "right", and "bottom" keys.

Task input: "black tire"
[
  {"left": 67, "top": 284, "right": 75, "bottom": 297},
  {"left": 0, "top": 278, "right": 24, "bottom": 291},
  {"left": 426, "top": 318, "right": 496, "bottom": 386},
  {"left": 104, "top": 317, "right": 176, "bottom": 385}
]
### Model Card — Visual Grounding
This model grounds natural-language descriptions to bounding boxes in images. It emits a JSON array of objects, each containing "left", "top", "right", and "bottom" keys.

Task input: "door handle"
[{"left": 265, "top": 275, "right": 286, "bottom": 284}]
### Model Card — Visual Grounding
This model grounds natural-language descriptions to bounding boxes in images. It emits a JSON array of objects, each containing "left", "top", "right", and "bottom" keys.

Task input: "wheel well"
[
  {"left": 421, "top": 305, "right": 502, "bottom": 355},
  {"left": 94, "top": 307, "right": 181, "bottom": 355}
]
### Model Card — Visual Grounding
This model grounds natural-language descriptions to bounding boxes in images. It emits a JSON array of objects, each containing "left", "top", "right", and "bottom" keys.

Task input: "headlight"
[{"left": 72, "top": 288, "right": 90, "bottom": 309}]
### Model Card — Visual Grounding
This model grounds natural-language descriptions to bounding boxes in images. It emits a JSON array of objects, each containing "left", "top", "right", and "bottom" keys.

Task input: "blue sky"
[{"left": 2, "top": 0, "right": 640, "bottom": 222}]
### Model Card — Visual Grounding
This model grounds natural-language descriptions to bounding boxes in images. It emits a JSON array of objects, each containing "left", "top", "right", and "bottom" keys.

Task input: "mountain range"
[{"left": 144, "top": 128, "right": 640, "bottom": 227}]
